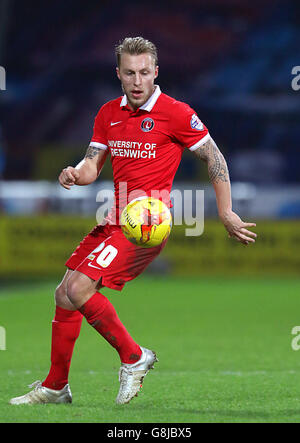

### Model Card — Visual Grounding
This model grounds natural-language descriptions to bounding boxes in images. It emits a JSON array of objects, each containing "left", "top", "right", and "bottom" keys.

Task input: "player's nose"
[{"left": 133, "top": 73, "right": 142, "bottom": 86}]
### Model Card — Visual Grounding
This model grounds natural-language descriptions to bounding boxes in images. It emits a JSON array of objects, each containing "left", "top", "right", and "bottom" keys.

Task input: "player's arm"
[
  {"left": 193, "top": 137, "right": 257, "bottom": 245},
  {"left": 58, "top": 146, "right": 107, "bottom": 190}
]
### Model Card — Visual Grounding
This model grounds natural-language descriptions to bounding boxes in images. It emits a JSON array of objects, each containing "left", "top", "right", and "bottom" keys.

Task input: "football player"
[{"left": 10, "top": 37, "right": 256, "bottom": 406}]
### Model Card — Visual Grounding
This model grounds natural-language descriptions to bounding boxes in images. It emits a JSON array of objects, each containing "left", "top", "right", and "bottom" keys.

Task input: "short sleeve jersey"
[{"left": 89, "top": 85, "right": 210, "bottom": 222}]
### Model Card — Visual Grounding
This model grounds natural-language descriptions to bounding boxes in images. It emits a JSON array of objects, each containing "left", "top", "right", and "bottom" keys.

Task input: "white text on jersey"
[{"left": 108, "top": 140, "right": 157, "bottom": 159}]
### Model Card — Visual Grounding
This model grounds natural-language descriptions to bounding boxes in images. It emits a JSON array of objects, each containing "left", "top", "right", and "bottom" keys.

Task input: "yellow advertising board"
[{"left": 0, "top": 216, "right": 299, "bottom": 278}]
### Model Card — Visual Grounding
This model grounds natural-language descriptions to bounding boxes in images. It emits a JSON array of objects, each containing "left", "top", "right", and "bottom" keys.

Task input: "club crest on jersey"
[
  {"left": 141, "top": 117, "right": 155, "bottom": 132},
  {"left": 190, "top": 113, "right": 204, "bottom": 131}
]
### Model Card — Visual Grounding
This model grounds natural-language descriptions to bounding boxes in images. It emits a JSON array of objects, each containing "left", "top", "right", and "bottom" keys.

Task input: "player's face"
[{"left": 116, "top": 53, "right": 158, "bottom": 111}]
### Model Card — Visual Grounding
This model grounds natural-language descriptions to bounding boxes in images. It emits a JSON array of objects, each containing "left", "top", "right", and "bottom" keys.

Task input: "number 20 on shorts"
[{"left": 92, "top": 242, "right": 118, "bottom": 268}]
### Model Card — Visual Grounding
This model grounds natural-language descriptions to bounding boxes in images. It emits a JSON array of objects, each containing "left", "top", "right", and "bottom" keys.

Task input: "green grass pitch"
[{"left": 1, "top": 275, "right": 300, "bottom": 423}]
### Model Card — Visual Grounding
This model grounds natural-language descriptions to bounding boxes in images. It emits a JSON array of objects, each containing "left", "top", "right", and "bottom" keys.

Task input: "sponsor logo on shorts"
[
  {"left": 141, "top": 117, "right": 155, "bottom": 132},
  {"left": 88, "top": 262, "right": 102, "bottom": 270}
]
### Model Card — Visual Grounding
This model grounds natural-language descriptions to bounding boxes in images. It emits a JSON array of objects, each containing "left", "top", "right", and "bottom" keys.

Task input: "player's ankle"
[{"left": 42, "top": 379, "right": 68, "bottom": 391}]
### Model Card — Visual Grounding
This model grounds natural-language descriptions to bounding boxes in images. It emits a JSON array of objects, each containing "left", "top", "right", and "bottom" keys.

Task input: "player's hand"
[
  {"left": 220, "top": 210, "right": 257, "bottom": 245},
  {"left": 58, "top": 166, "right": 80, "bottom": 190}
]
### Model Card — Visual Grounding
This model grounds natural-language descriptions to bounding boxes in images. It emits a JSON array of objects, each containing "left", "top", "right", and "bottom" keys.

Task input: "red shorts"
[{"left": 65, "top": 223, "right": 167, "bottom": 291}]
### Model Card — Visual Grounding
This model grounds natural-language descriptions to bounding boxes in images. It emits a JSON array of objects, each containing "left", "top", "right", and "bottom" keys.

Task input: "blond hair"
[{"left": 115, "top": 36, "right": 158, "bottom": 67}]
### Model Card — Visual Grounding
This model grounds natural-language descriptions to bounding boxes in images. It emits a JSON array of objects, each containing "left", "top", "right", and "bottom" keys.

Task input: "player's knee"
[
  {"left": 54, "top": 283, "right": 67, "bottom": 306},
  {"left": 66, "top": 277, "right": 84, "bottom": 305}
]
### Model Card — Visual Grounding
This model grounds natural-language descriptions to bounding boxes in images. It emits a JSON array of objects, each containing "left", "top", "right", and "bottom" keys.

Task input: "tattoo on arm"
[
  {"left": 193, "top": 138, "right": 229, "bottom": 184},
  {"left": 85, "top": 145, "right": 101, "bottom": 160}
]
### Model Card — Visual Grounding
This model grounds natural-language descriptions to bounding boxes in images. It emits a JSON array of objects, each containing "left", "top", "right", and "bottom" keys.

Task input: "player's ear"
[
  {"left": 116, "top": 67, "right": 121, "bottom": 80},
  {"left": 154, "top": 65, "right": 159, "bottom": 79}
]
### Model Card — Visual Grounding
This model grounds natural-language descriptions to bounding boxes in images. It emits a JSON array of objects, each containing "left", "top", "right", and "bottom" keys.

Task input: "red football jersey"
[{"left": 90, "top": 85, "right": 210, "bottom": 223}]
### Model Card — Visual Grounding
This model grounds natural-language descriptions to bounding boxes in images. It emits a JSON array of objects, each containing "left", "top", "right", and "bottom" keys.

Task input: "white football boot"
[
  {"left": 9, "top": 381, "right": 72, "bottom": 405},
  {"left": 116, "top": 346, "right": 158, "bottom": 405}
]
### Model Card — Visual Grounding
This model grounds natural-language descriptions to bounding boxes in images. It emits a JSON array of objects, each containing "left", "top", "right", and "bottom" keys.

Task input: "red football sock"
[
  {"left": 42, "top": 306, "right": 83, "bottom": 390},
  {"left": 79, "top": 292, "right": 142, "bottom": 364}
]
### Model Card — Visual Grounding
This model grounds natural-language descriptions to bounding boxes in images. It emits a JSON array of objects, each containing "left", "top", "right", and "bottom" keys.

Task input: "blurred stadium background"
[
  {"left": 1, "top": 0, "right": 300, "bottom": 424},
  {"left": 0, "top": 0, "right": 299, "bottom": 280}
]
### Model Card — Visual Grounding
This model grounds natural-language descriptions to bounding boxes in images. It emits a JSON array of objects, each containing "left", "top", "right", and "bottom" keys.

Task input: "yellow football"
[{"left": 120, "top": 197, "right": 172, "bottom": 248}]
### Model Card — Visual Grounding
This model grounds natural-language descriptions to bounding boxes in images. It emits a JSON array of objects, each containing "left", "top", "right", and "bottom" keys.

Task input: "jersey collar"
[{"left": 120, "top": 85, "right": 161, "bottom": 112}]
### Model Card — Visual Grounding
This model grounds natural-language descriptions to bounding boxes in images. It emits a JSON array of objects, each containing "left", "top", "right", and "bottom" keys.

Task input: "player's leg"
[
  {"left": 73, "top": 227, "right": 165, "bottom": 404},
  {"left": 66, "top": 269, "right": 158, "bottom": 405},
  {"left": 9, "top": 269, "right": 81, "bottom": 405},
  {"left": 41, "top": 269, "right": 83, "bottom": 391},
  {"left": 10, "top": 225, "right": 108, "bottom": 405},
  {"left": 66, "top": 270, "right": 142, "bottom": 364},
  {"left": 39, "top": 225, "right": 112, "bottom": 395}
]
